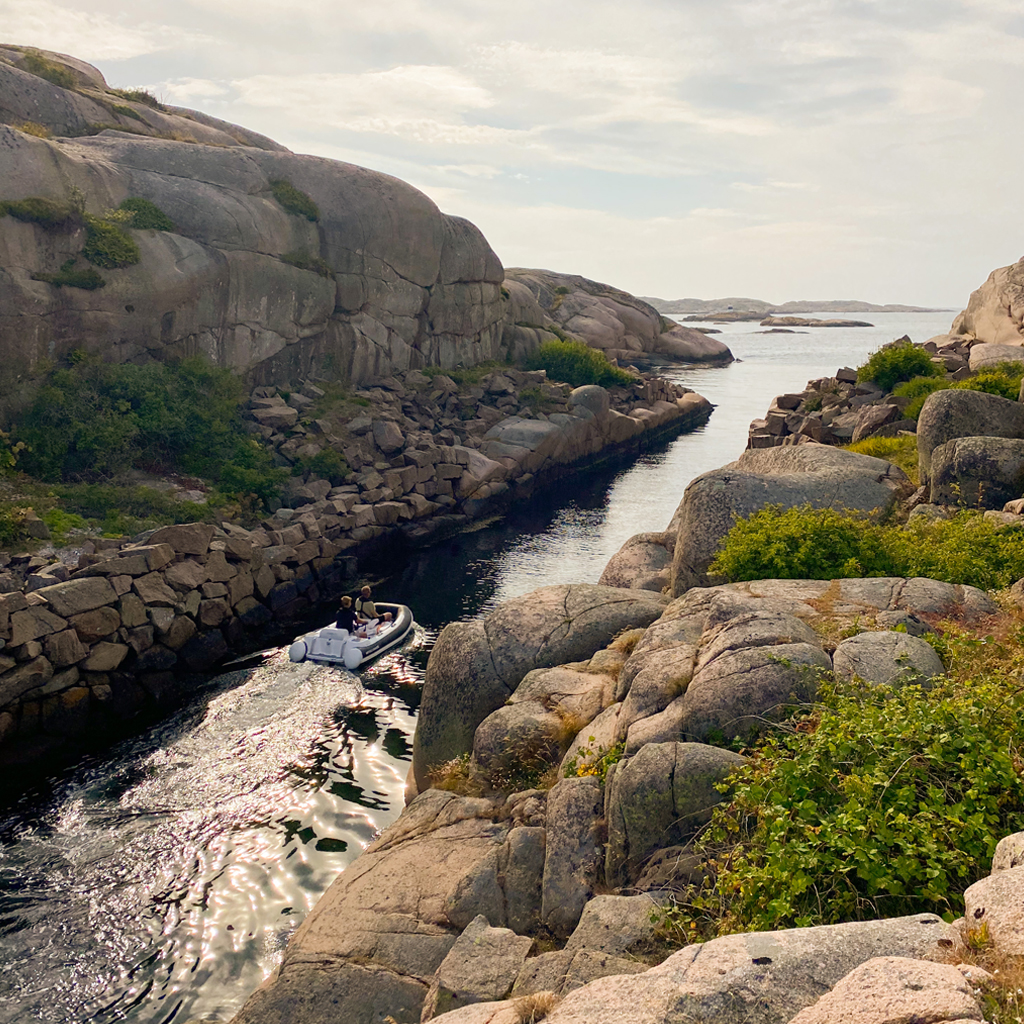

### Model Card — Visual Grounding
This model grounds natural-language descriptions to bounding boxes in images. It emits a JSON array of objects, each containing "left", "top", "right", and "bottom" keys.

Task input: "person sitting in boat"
[
  {"left": 334, "top": 595, "right": 359, "bottom": 634},
  {"left": 354, "top": 585, "right": 378, "bottom": 623}
]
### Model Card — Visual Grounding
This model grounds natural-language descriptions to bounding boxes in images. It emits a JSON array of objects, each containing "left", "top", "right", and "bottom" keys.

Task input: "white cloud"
[
  {"left": 159, "top": 78, "right": 230, "bottom": 104},
  {"left": 4, "top": 0, "right": 1022, "bottom": 305},
  {"left": 0, "top": 0, "right": 207, "bottom": 60}
]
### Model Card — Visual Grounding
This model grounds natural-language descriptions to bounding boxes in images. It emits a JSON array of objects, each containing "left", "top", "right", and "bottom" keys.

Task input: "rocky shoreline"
[
  {"left": 0, "top": 365, "right": 712, "bottom": 781},
  {"left": 228, "top": 259, "right": 1024, "bottom": 1024}
]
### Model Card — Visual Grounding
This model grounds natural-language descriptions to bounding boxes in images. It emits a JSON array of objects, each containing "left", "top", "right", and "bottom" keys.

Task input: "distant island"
[{"left": 640, "top": 296, "right": 951, "bottom": 314}]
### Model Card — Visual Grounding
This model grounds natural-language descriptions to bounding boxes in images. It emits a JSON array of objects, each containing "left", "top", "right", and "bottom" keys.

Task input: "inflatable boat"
[{"left": 287, "top": 603, "right": 414, "bottom": 669}]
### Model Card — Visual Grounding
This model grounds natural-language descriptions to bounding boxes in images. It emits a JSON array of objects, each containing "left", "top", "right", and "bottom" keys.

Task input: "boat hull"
[{"left": 288, "top": 603, "right": 414, "bottom": 667}]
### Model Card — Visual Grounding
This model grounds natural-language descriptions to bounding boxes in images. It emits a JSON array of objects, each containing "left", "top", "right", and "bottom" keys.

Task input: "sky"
[{"left": 3, "top": 0, "right": 1022, "bottom": 307}]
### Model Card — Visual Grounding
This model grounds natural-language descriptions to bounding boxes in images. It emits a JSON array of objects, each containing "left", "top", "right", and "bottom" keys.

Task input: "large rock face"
[
  {"left": 669, "top": 444, "right": 911, "bottom": 596},
  {"left": 951, "top": 255, "right": 1024, "bottom": 347},
  {"left": 0, "top": 49, "right": 733, "bottom": 407},
  {"left": 412, "top": 584, "right": 668, "bottom": 791},
  {"left": 0, "top": 48, "right": 505, "bottom": 395},
  {"left": 503, "top": 268, "right": 733, "bottom": 366}
]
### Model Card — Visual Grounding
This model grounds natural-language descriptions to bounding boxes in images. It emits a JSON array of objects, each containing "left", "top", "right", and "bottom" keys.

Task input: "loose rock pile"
[
  {"left": 747, "top": 335, "right": 982, "bottom": 450},
  {"left": 246, "top": 366, "right": 711, "bottom": 533},
  {"left": 0, "top": 368, "right": 712, "bottom": 776}
]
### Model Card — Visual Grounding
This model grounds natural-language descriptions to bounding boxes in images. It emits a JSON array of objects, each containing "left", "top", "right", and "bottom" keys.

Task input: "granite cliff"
[{"left": 0, "top": 46, "right": 730, "bottom": 414}]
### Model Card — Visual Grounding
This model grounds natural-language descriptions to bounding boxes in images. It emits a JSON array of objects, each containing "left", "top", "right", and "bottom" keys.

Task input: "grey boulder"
[
  {"left": 917, "top": 388, "right": 1024, "bottom": 483},
  {"left": 420, "top": 915, "right": 533, "bottom": 1021},
  {"left": 929, "top": 435, "right": 1024, "bottom": 508},
  {"left": 670, "top": 444, "right": 911, "bottom": 595},
  {"left": 413, "top": 585, "right": 667, "bottom": 791},
  {"left": 604, "top": 742, "right": 744, "bottom": 886},
  {"left": 832, "top": 631, "right": 944, "bottom": 687}
]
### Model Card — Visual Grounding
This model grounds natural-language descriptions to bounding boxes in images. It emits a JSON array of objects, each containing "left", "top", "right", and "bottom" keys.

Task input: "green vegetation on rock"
[
  {"left": 11, "top": 354, "right": 285, "bottom": 506},
  {"left": 31, "top": 259, "right": 105, "bottom": 290},
  {"left": 270, "top": 179, "right": 319, "bottom": 221},
  {"left": 19, "top": 50, "right": 75, "bottom": 89},
  {"left": 524, "top": 339, "right": 633, "bottom": 388},
  {"left": 892, "top": 361, "right": 1024, "bottom": 419},
  {"left": 292, "top": 448, "right": 348, "bottom": 485},
  {"left": 843, "top": 435, "right": 919, "bottom": 484},
  {"left": 1, "top": 196, "right": 81, "bottom": 230},
  {"left": 280, "top": 250, "right": 333, "bottom": 277},
  {"left": 82, "top": 215, "right": 140, "bottom": 268},
  {"left": 110, "top": 103, "right": 144, "bottom": 122},
  {"left": 108, "top": 87, "right": 165, "bottom": 110},
  {"left": 711, "top": 504, "right": 1024, "bottom": 590},
  {"left": 117, "top": 197, "right": 174, "bottom": 231},
  {"left": 660, "top": 638, "right": 1024, "bottom": 937},
  {"left": 857, "top": 339, "right": 940, "bottom": 392}
]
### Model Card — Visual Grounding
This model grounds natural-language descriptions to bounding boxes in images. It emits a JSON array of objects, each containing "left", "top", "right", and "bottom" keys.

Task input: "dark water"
[{"left": 0, "top": 311, "right": 955, "bottom": 1023}]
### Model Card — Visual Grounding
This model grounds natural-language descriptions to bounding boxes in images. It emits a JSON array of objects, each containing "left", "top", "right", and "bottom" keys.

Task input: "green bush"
[
  {"left": 2, "top": 196, "right": 81, "bottom": 230},
  {"left": 667, "top": 663, "right": 1024, "bottom": 936},
  {"left": 82, "top": 215, "right": 140, "bottom": 268},
  {"left": 524, "top": 339, "right": 633, "bottom": 388},
  {"left": 857, "top": 341, "right": 940, "bottom": 392},
  {"left": 12, "top": 356, "right": 286, "bottom": 506},
  {"left": 843, "top": 436, "right": 919, "bottom": 484},
  {"left": 711, "top": 504, "right": 1024, "bottom": 591},
  {"left": 31, "top": 259, "right": 105, "bottom": 290},
  {"left": 20, "top": 51, "right": 75, "bottom": 89},
  {"left": 270, "top": 179, "right": 319, "bottom": 221},
  {"left": 293, "top": 448, "right": 348, "bottom": 485},
  {"left": 953, "top": 361, "right": 1024, "bottom": 401},
  {"left": 892, "top": 375, "right": 950, "bottom": 419},
  {"left": 118, "top": 197, "right": 174, "bottom": 231}
]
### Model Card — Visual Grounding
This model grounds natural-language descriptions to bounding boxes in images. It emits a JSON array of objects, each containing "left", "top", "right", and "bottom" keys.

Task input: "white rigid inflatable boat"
[{"left": 288, "top": 603, "right": 414, "bottom": 669}]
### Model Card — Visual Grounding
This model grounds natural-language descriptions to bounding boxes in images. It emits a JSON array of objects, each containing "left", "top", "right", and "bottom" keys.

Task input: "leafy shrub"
[
  {"left": 41, "top": 508, "right": 88, "bottom": 544},
  {"left": 82, "top": 215, "right": 140, "bottom": 268},
  {"left": 20, "top": 51, "right": 75, "bottom": 89},
  {"left": 32, "top": 258, "right": 105, "bottom": 290},
  {"left": 280, "top": 250, "right": 333, "bottom": 278},
  {"left": 711, "top": 504, "right": 1024, "bottom": 591},
  {"left": 293, "top": 448, "right": 348, "bottom": 485},
  {"left": 892, "top": 375, "right": 950, "bottom": 419},
  {"left": 953, "top": 361, "right": 1024, "bottom": 400},
  {"left": 2, "top": 196, "right": 81, "bottom": 230},
  {"left": 711, "top": 505, "right": 884, "bottom": 581},
  {"left": 563, "top": 738, "right": 624, "bottom": 782},
  {"left": 857, "top": 340, "right": 940, "bottom": 392},
  {"left": 109, "top": 87, "right": 164, "bottom": 110},
  {"left": 843, "top": 435, "right": 919, "bottom": 484},
  {"left": 665, "top": 658, "right": 1024, "bottom": 936},
  {"left": 524, "top": 339, "right": 633, "bottom": 388},
  {"left": 117, "top": 197, "right": 174, "bottom": 231},
  {"left": 52, "top": 483, "right": 215, "bottom": 536},
  {"left": 12, "top": 356, "right": 286, "bottom": 506},
  {"left": 270, "top": 179, "right": 319, "bottom": 221}
]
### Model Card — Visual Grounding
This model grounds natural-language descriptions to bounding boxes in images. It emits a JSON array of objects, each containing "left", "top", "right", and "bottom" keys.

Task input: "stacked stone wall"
[{"left": 0, "top": 373, "right": 713, "bottom": 778}]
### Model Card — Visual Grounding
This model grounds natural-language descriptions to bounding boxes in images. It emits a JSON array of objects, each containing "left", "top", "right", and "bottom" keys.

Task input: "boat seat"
[{"left": 320, "top": 628, "right": 350, "bottom": 640}]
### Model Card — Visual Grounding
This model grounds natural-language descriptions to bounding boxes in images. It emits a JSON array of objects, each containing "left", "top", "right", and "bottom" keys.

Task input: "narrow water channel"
[{"left": 0, "top": 311, "right": 954, "bottom": 1023}]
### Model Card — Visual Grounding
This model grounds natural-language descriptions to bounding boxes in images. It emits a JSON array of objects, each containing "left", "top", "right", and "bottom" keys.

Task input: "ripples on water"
[
  {"left": 0, "top": 640, "right": 429, "bottom": 1024},
  {"left": 0, "top": 311, "right": 956, "bottom": 1022}
]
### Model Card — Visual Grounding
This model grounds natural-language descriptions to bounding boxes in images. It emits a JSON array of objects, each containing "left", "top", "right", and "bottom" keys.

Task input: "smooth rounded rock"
[{"left": 832, "top": 631, "right": 944, "bottom": 687}]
